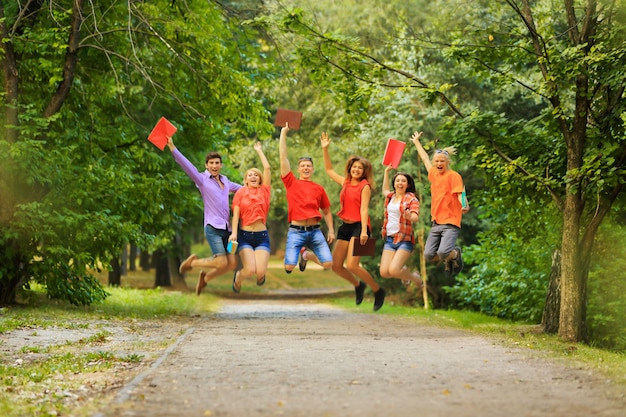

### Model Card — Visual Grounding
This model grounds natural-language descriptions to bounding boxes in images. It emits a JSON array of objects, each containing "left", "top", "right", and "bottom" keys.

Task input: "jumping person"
[
  {"left": 379, "top": 165, "right": 423, "bottom": 288},
  {"left": 279, "top": 123, "right": 335, "bottom": 276},
  {"left": 320, "top": 132, "right": 386, "bottom": 311},
  {"left": 411, "top": 131, "right": 470, "bottom": 276},
  {"left": 229, "top": 142, "right": 272, "bottom": 293},
  {"left": 167, "top": 136, "right": 241, "bottom": 294}
]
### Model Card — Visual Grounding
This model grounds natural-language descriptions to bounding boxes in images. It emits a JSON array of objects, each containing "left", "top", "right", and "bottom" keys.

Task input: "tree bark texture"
[
  {"left": 153, "top": 249, "right": 172, "bottom": 287},
  {"left": 558, "top": 193, "right": 585, "bottom": 341},
  {"left": 108, "top": 257, "right": 122, "bottom": 287},
  {"left": 541, "top": 249, "right": 561, "bottom": 334}
]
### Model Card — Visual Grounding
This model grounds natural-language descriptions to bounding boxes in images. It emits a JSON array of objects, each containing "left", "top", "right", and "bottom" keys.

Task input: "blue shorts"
[
  {"left": 382, "top": 236, "right": 414, "bottom": 252},
  {"left": 337, "top": 222, "right": 369, "bottom": 241},
  {"left": 237, "top": 230, "right": 270, "bottom": 252},
  {"left": 204, "top": 224, "right": 228, "bottom": 256},
  {"left": 284, "top": 227, "right": 332, "bottom": 266}
]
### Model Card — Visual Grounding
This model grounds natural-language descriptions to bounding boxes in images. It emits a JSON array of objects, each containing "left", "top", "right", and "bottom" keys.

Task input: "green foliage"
[
  {"left": 0, "top": 0, "right": 277, "bottom": 305},
  {"left": 587, "top": 217, "right": 626, "bottom": 351}
]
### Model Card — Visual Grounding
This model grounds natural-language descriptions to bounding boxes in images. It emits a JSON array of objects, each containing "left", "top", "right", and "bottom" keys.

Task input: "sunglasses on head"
[
  {"left": 299, "top": 157, "right": 313, "bottom": 162},
  {"left": 435, "top": 149, "right": 449, "bottom": 155}
]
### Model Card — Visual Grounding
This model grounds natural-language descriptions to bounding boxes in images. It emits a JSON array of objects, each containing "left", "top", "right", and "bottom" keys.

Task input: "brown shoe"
[
  {"left": 179, "top": 254, "right": 197, "bottom": 274},
  {"left": 196, "top": 271, "right": 207, "bottom": 296}
]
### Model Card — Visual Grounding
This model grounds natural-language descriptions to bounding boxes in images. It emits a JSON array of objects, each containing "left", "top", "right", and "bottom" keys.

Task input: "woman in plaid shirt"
[{"left": 379, "top": 164, "right": 424, "bottom": 288}]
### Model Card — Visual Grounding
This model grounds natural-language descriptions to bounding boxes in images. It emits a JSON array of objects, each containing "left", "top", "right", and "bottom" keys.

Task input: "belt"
[{"left": 290, "top": 224, "right": 320, "bottom": 231}]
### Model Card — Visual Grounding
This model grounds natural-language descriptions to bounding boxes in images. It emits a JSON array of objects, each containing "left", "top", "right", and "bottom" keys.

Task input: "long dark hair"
[{"left": 392, "top": 172, "right": 416, "bottom": 194}]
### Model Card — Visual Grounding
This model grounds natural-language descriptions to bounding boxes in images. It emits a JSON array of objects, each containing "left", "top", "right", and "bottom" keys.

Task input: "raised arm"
[
  {"left": 411, "top": 131, "right": 432, "bottom": 172},
  {"left": 382, "top": 164, "right": 393, "bottom": 196},
  {"left": 166, "top": 136, "right": 204, "bottom": 185},
  {"left": 278, "top": 123, "right": 291, "bottom": 177},
  {"left": 320, "top": 132, "right": 344, "bottom": 185},
  {"left": 254, "top": 141, "right": 271, "bottom": 186}
]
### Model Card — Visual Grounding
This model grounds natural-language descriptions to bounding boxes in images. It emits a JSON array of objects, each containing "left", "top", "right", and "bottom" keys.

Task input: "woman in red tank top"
[{"left": 320, "top": 132, "right": 387, "bottom": 312}]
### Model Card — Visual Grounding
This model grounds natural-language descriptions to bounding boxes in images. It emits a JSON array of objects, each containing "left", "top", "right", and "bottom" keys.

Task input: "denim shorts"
[
  {"left": 204, "top": 224, "right": 228, "bottom": 256},
  {"left": 237, "top": 230, "right": 270, "bottom": 252},
  {"left": 284, "top": 227, "right": 333, "bottom": 266},
  {"left": 337, "top": 222, "right": 369, "bottom": 242},
  {"left": 382, "top": 236, "right": 414, "bottom": 252}
]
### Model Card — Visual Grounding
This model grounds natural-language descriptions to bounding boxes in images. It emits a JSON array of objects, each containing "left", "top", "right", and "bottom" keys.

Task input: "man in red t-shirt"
[{"left": 279, "top": 124, "right": 335, "bottom": 273}]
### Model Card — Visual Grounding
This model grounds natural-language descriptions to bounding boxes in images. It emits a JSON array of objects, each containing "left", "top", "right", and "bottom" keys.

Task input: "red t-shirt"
[
  {"left": 337, "top": 179, "right": 371, "bottom": 224},
  {"left": 281, "top": 172, "right": 331, "bottom": 222},
  {"left": 428, "top": 167, "right": 464, "bottom": 227},
  {"left": 232, "top": 185, "right": 271, "bottom": 226}
]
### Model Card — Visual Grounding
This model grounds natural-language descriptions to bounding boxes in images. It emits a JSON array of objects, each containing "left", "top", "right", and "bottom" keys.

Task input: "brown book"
[
  {"left": 274, "top": 108, "right": 303, "bottom": 130},
  {"left": 352, "top": 238, "right": 377, "bottom": 257}
]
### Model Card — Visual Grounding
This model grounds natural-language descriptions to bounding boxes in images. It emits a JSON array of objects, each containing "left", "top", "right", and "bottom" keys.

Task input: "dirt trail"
[{"left": 93, "top": 298, "right": 625, "bottom": 417}]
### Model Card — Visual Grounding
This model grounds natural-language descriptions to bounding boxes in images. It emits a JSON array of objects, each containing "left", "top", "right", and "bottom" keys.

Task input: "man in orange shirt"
[
  {"left": 279, "top": 124, "right": 335, "bottom": 275},
  {"left": 411, "top": 131, "right": 470, "bottom": 276}
]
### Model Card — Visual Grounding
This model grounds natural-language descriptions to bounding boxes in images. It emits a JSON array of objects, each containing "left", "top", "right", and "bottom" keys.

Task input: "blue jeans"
[
  {"left": 284, "top": 227, "right": 332, "bottom": 266},
  {"left": 204, "top": 224, "right": 228, "bottom": 256},
  {"left": 383, "top": 236, "right": 414, "bottom": 252}
]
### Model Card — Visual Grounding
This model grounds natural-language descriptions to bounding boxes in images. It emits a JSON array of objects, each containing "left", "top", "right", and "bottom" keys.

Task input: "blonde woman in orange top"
[
  {"left": 320, "top": 132, "right": 386, "bottom": 311},
  {"left": 229, "top": 142, "right": 271, "bottom": 293},
  {"left": 411, "top": 131, "right": 470, "bottom": 276}
]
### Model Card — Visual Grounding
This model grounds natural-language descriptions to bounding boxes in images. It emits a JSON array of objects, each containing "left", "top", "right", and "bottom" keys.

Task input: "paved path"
[{"left": 95, "top": 299, "right": 625, "bottom": 417}]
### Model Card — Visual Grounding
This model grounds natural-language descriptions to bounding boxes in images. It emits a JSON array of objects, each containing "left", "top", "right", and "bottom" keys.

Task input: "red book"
[
  {"left": 148, "top": 117, "right": 177, "bottom": 151},
  {"left": 382, "top": 138, "right": 406, "bottom": 168},
  {"left": 274, "top": 108, "right": 303, "bottom": 130}
]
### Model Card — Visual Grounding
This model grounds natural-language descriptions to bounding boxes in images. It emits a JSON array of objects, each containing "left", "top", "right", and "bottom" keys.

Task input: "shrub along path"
[{"left": 94, "top": 298, "right": 626, "bottom": 417}]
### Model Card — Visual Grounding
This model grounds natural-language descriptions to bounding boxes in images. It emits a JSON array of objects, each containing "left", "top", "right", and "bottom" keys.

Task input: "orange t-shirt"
[
  {"left": 337, "top": 179, "right": 371, "bottom": 225},
  {"left": 281, "top": 172, "right": 331, "bottom": 222},
  {"left": 428, "top": 167, "right": 464, "bottom": 228},
  {"left": 232, "top": 184, "right": 271, "bottom": 226}
]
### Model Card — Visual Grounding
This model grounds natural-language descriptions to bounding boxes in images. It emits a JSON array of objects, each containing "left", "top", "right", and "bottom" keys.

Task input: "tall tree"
[
  {"left": 260, "top": 0, "right": 626, "bottom": 341},
  {"left": 0, "top": 0, "right": 273, "bottom": 305}
]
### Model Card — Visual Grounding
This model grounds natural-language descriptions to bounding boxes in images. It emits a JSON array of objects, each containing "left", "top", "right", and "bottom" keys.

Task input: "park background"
[{"left": 1, "top": 0, "right": 625, "bottom": 351}]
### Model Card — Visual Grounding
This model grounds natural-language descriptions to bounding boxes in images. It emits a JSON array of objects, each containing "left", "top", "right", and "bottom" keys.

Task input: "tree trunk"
[
  {"left": 0, "top": 237, "right": 29, "bottom": 306},
  {"left": 140, "top": 249, "right": 151, "bottom": 271},
  {"left": 417, "top": 225, "right": 428, "bottom": 310},
  {"left": 541, "top": 249, "right": 561, "bottom": 334},
  {"left": 129, "top": 244, "right": 137, "bottom": 271},
  {"left": 120, "top": 246, "right": 128, "bottom": 276},
  {"left": 108, "top": 257, "right": 121, "bottom": 287},
  {"left": 558, "top": 193, "right": 585, "bottom": 341},
  {"left": 169, "top": 255, "right": 188, "bottom": 290},
  {"left": 153, "top": 249, "right": 172, "bottom": 287}
]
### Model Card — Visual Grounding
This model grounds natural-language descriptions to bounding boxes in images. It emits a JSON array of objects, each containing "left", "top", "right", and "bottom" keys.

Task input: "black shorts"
[{"left": 337, "top": 222, "right": 370, "bottom": 241}]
